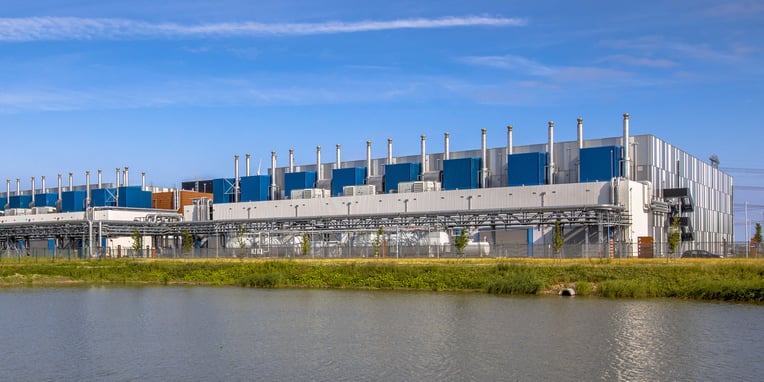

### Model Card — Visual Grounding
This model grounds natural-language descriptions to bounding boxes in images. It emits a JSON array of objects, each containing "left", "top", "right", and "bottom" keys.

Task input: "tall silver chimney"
[
  {"left": 30, "top": 177, "right": 35, "bottom": 208},
  {"left": 481, "top": 128, "right": 488, "bottom": 188},
  {"left": 97, "top": 169, "right": 102, "bottom": 189},
  {"left": 41, "top": 176, "right": 47, "bottom": 194},
  {"left": 577, "top": 118, "right": 584, "bottom": 149},
  {"left": 68, "top": 173, "right": 73, "bottom": 191},
  {"left": 57, "top": 174, "right": 62, "bottom": 209},
  {"left": 234, "top": 155, "right": 240, "bottom": 203},
  {"left": 335, "top": 144, "right": 341, "bottom": 169},
  {"left": 444, "top": 132, "right": 450, "bottom": 161},
  {"left": 366, "top": 141, "right": 372, "bottom": 179},
  {"left": 116, "top": 168, "right": 121, "bottom": 188},
  {"left": 16, "top": 178, "right": 21, "bottom": 196},
  {"left": 548, "top": 121, "right": 555, "bottom": 185},
  {"left": 623, "top": 113, "right": 631, "bottom": 180},
  {"left": 289, "top": 149, "right": 294, "bottom": 173},
  {"left": 507, "top": 125, "right": 513, "bottom": 155},
  {"left": 316, "top": 146, "right": 322, "bottom": 180},
  {"left": 141, "top": 172, "right": 146, "bottom": 190},
  {"left": 5, "top": 179, "right": 10, "bottom": 209},
  {"left": 270, "top": 151, "right": 277, "bottom": 200},
  {"left": 387, "top": 138, "right": 393, "bottom": 165},
  {"left": 85, "top": 171, "right": 91, "bottom": 208},
  {"left": 420, "top": 135, "right": 426, "bottom": 176},
  {"left": 246, "top": 153, "right": 251, "bottom": 177},
  {"left": 123, "top": 167, "right": 129, "bottom": 187}
]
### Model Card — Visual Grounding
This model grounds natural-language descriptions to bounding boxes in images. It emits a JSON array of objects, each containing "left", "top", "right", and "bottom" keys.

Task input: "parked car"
[{"left": 681, "top": 249, "right": 723, "bottom": 258}]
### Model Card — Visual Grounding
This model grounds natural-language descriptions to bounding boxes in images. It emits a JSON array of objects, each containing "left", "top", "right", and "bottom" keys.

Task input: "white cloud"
[{"left": 0, "top": 16, "right": 525, "bottom": 41}]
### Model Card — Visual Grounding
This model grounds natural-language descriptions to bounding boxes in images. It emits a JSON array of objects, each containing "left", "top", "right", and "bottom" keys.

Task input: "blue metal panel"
[
  {"left": 331, "top": 167, "right": 367, "bottom": 196},
  {"left": 212, "top": 178, "right": 235, "bottom": 204},
  {"left": 240, "top": 175, "right": 271, "bottom": 202},
  {"left": 443, "top": 158, "right": 481, "bottom": 190},
  {"left": 48, "top": 239, "right": 56, "bottom": 250},
  {"left": 34, "top": 193, "right": 58, "bottom": 207},
  {"left": 91, "top": 188, "right": 117, "bottom": 207},
  {"left": 117, "top": 186, "right": 152, "bottom": 208},
  {"left": 507, "top": 152, "right": 548, "bottom": 186},
  {"left": 61, "top": 191, "right": 87, "bottom": 212},
  {"left": 284, "top": 171, "right": 317, "bottom": 198},
  {"left": 9, "top": 195, "right": 33, "bottom": 209},
  {"left": 579, "top": 146, "right": 622, "bottom": 182},
  {"left": 384, "top": 162, "right": 421, "bottom": 193}
]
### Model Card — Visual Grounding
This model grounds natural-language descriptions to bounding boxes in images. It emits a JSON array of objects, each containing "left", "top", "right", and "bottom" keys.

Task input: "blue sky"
[{"left": 1, "top": 1, "right": 762, "bottom": 239}]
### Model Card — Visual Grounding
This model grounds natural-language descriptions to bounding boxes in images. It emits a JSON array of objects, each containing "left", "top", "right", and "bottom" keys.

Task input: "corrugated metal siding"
[
  {"left": 117, "top": 186, "right": 152, "bottom": 208},
  {"left": 34, "top": 193, "right": 58, "bottom": 207},
  {"left": 579, "top": 146, "right": 621, "bottom": 182},
  {"left": 507, "top": 152, "right": 547, "bottom": 186},
  {"left": 61, "top": 191, "right": 86, "bottom": 212},
  {"left": 240, "top": 175, "right": 271, "bottom": 202},
  {"left": 331, "top": 167, "right": 367, "bottom": 196},
  {"left": 443, "top": 157, "right": 481, "bottom": 190},
  {"left": 212, "top": 178, "right": 235, "bottom": 204},
  {"left": 284, "top": 171, "right": 317, "bottom": 198},
  {"left": 384, "top": 162, "right": 421, "bottom": 193}
]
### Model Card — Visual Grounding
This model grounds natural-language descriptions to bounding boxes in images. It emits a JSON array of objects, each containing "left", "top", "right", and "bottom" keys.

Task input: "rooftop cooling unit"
[
  {"left": 32, "top": 207, "right": 57, "bottom": 215},
  {"left": 343, "top": 185, "right": 376, "bottom": 196},
  {"left": 295, "top": 188, "right": 329, "bottom": 199},
  {"left": 399, "top": 181, "right": 441, "bottom": 193}
]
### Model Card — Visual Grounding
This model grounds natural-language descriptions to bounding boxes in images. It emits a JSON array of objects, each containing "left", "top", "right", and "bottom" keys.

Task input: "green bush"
[{"left": 486, "top": 272, "right": 544, "bottom": 295}]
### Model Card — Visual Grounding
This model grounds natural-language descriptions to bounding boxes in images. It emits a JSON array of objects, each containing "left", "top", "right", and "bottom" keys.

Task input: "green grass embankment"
[{"left": 1, "top": 258, "right": 763, "bottom": 303}]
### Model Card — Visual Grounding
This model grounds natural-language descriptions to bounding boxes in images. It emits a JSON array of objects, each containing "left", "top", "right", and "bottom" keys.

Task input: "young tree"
[
  {"left": 181, "top": 230, "right": 193, "bottom": 253},
  {"left": 372, "top": 226, "right": 384, "bottom": 257},
  {"left": 454, "top": 229, "right": 469, "bottom": 257},
  {"left": 668, "top": 216, "right": 682, "bottom": 256},
  {"left": 754, "top": 223, "right": 763, "bottom": 245},
  {"left": 553, "top": 221, "right": 564, "bottom": 258},
  {"left": 300, "top": 233, "right": 311, "bottom": 257},
  {"left": 131, "top": 229, "right": 143, "bottom": 257}
]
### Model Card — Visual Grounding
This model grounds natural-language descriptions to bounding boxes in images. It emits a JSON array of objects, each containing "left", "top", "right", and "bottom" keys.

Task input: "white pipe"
[
  {"left": 57, "top": 174, "right": 62, "bottom": 204},
  {"left": 141, "top": 172, "right": 146, "bottom": 190},
  {"left": 68, "top": 173, "right": 73, "bottom": 191},
  {"left": 577, "top": 118, "right": 584, "bottom": 149},
  {"left": 246, "top": 154, "right": 251, "bottom": 177},
  {"left": 316, "top": 146, "right": 322, "bottom": 180},
  {"left": 97, "top": 169, "right": 102, "bottom": 189},
  {"left": 123, "top": 167, "right": 129, "bottom": 187},
  {"left": 507, "top": 125, "right": 513, "bottom": 155},
  {"left": 444, "top": 132, "right": 450, "bottom": 161},
  {"left": 366, "top": 141, "right": 372, "bottom": 178},
  {"left": 481, "top": 128, "right": 488, "bottom": 188},
  {"left": 387, "top": 138, "right": 393, "bottom": 165},
  {"left": 289, "top": 149, "right": 294, "bottom": 173},
  {"left": 16, "top": 178, "right": 21, "bottom": 196},
  {"left": 41, "top": 176, "right": 46, "bottom": 194},
  {"left": 335, "top": 144, "right": 341, "bottom": 169},
  {"left": 548, "top": 121, "right": 555, "bottom": 185},
  {"left": 271, "top": 151, "right": 277, "bottom": 200},
  {"left": 623, "top": 113, "right": 631, "bottom": 180},
  {"left": 30, "top": 177, "right": 35, "bottom": 207},
  {"left": 420, "top": 135, "right": 426, "bottom": 175},
  {"left": 5, "top": 179, "right": 10, "bottom": 208},
  {"left": 85, "top": 171, "right": 91, "bottom": 208},
  {"left": 234, "top": 155, "right": 240, "bottom": 203},
  {"left": 116, "top": 168, "right": 121, "bottom": 188}
]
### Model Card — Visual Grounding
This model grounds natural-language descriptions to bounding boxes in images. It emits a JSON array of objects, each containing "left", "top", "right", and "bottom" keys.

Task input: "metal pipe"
[
  {"left": 507, "top": 125, "right": 513, "bottom": 155},
  {"left": 548, "top": 121, "right": 555, "bottom": 185},
  {"left": 30, "top": 177, "right": 35, "bottom": 208},
  {"left": 289, "top": 149, "right": 294, "bottom": 173},
  {"left": 366, "top": 141, "right": 372, "bottom": 178},
  {"left": 316, "top": 146, "right": 322, "bottom": 180},
  {"left": 68, "top": 173, "right": 73, "bottom": 191},
  {"left": 97, "top": 169, "right": 102, "bottom": 189},
  {"left": 116, "top": 168, "right": 121, "bottom": 188},
  {"left": 85, "top": 171, "right": 91, "bottom": 208},
  {"left": 420, "top": 135, "right": 426, "bottom": 175},
  {"left": 123, "top": 167, "right": 129, "bottom": 187},
  {"left": 387, "top": 138, "right": 393, "bottom": 165},
  {"left": 623, "top": 113, "right": 631, "bottom": 180},
  {"left": 234, "top": 155, "right": 240, "bottom": 203},
  {"left": 271, "top": 151, "right": 277, "bottom": 200},
  {"left": 41, "top": 176, "right": 46, "bottom": 194},
  {"left": 141, "top": 172, "right": 146, "bottom": 190},
  {"left": 335, "top": 144, "right": 341, "bottom": 169},
  {"left": 577, "top": 118, "right": 584, "bottom": 149},
  {"left": 481, "top": 128, "right": 488, "bottom": 188},
  {"left": 57, "top": 174, "right": 62, "bottom": 207},
  {"left": 16, "top": 178, "right": 21, "bottom": 196},
  {"left": 245, "top": 154, "right": 251, "bottom": 177},
  {"left": 444, "top": 132, "right": 450, "bottom": 161},
  {"left": 5, "top": 179, "right": 10, "bottom": 209}
]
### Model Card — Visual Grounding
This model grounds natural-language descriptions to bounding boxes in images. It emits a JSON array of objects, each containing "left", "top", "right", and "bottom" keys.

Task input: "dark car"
[{"left": 681, "top": 249, "right": 723, "bottom": 258}]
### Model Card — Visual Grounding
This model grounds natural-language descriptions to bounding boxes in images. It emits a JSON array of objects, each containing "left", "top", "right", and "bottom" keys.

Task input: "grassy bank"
[{"left": 1, "top": 258, "right": 763, "bottom": 303}]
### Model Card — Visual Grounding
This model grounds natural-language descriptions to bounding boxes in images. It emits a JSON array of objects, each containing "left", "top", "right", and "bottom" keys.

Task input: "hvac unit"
[
  {"left": 398, "top": 181, "right": 441, "bottom": 193},
  {"left": 294, "top": 188, "right": 329, "bottom": 199},
  {"left": 32, "top": 207, "right": 57, "bottom": 214},
  {"left": 5, "top": 208, "right": 32, "bottom": 216},
  {"left": 343, "top": 185, "right": 376, "bottom": 196}
]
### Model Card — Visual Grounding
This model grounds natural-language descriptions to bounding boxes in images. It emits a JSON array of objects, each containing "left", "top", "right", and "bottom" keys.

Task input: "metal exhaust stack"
[
  {"left": 16, "top": 178, "right": 21, "bottom": 196},
  {"left": 5, "top": 179, "right": 10, "bottom": 209},
  {"left": 316, "top": 146, "right": 322, "bottom": 180},
  {"left": 57, "top": 174, "right": 62, "bottom": 210},
  {"left": 246, "top": 154, "right": 251, "bottom": 177},
  {"left": 444, "top": 132, "right": 450, "bottom": 161},
  {"left": 548, "top": 121, "right": 555, "bottom": 185},
  {"left": 366, "top": 141, "right": 372, "bottom": 179},
  {"left": 420, "top": 135, "right": 426, "bottom": 176},
  {"left": 387, "top": 138, "right": 393, "bottom": 165},
  {"left": 116, "top": 168, "right": 121, "bottom": 188},
  {"left": 85, "top": 171, "right": 91, "bottom": 208},
  {"left": 68, "top": 173, "right": 73, "bottom": 191},
  {"left": 270, "top": 151, "right": 277, "bottom": 200},
  {"left": 289, "top": 149, "right": 294, "bottom": 173},
  {"left": 234, "top": 155, "right": 240, "bottom": 203},
  {"left": 623, "top": 113, "right": 631, "bottom": 180},
  {"left": 123, "top": 167, "right": 129, "bottom": 187},
  {"left": 507, "top": 125, "right": 513, "bottom": 155},
  {"left": 97, "top": 170, "right": 102, "bottom": 189},
  {"left": 481, "top": 128, "right": 488, "bottom": 188},
  {"left": 41, "top": 176, "right": 46, "bottom": 194},
  {"left": 141, "top": 172, "right": 146, "bottom": 190},
  {"left": 577, "top": 118, "right": 584, "bottom": 149},
  {"left": 335, "top": 144, "right": 341, "bottom": 169},
  {"left": 30, "top": 177, "right": 35, "bottom": 208}
]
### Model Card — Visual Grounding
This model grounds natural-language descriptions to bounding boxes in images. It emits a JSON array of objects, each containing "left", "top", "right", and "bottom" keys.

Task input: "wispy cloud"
[
  {"left": 0, "top": 16, "right": 525, "bottom": 42},
  {"left": 459, "top": 54, "right": 635, "bottom": 84},
  {"left": 596, "top": 54, "right": 677, "bottom": 68}
]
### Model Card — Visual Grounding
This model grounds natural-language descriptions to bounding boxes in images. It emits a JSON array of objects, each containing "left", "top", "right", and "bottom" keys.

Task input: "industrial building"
[{"left": 0, "top": 114, "right": 733, "bottom": 258}]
